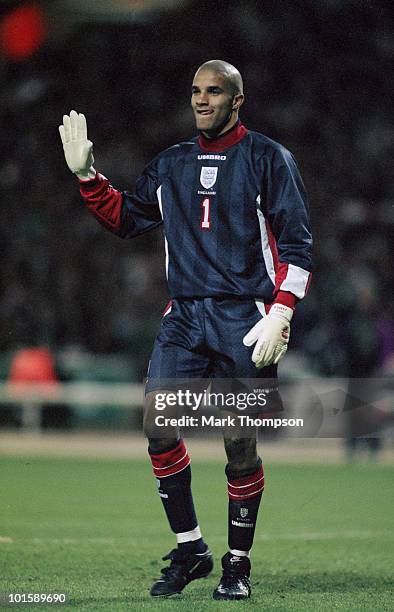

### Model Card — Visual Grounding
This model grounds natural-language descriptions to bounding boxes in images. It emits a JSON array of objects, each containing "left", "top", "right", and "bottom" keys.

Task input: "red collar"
[{"left": 198, "top": 122, "right": 248, "bottom": 152}]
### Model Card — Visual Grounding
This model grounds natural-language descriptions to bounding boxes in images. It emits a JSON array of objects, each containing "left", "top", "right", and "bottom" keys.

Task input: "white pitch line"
[
  {"left": 260, "top": 530, "right": 393, "bottom": 541},
  {"left": 30, "top": 537, "right": 116, "bottom": 544},
  {"left": 5, "top": 531, "right": 391, "bottom": 545},
  {"left": 210, "top": 530, "right": 393, "bottom": 543}
]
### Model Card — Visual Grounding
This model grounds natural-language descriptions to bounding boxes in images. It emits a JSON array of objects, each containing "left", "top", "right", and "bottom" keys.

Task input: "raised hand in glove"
[
  {"left": 59, "top": 110, "right": 96, "bottom": 180},
  {"left": 243, "top": 303, "right": 293, "bottom": 368}
]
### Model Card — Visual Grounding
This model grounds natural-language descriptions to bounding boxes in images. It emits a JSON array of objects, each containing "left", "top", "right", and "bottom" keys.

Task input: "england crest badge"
[
  {"left": 240, "top": 507, "right": 249, "bottom": 518},
  {"left": 200, "top": 166, "right": 218, "bottom": 189}
]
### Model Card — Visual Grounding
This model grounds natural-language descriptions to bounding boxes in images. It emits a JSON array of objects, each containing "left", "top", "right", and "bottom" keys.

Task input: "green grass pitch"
[{"left": 0, "top": 455, "right": 393, "bottom": 611}]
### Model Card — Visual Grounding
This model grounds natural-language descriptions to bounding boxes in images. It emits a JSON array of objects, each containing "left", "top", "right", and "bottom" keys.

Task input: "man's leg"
[
  {"left": 144, "top": 390, "right": 212, "bottom": 596},
  {"left": 213, "top": 427, "right": 264, "bottom": 600},
  {"left": 224, "top": 434, "right": 264, "bottom": 556}
]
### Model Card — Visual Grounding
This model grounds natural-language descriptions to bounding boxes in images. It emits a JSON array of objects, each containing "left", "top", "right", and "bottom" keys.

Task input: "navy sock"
[
  {"left": 149, "top": 439, "right": 205, "bottom": 552},
  {"left": 226, "top": 458, "right": 264, "bottom": 552}
]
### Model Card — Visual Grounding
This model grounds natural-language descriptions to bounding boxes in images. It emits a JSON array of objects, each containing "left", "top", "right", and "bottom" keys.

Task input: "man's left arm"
[{"left": 243, "top": 147, "right": 313, "bottom": 368}]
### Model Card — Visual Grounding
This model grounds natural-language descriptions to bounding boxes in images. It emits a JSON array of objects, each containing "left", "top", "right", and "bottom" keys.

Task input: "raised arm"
[{"left": 59, "top": 111, "right": 162, "bottom": 238}]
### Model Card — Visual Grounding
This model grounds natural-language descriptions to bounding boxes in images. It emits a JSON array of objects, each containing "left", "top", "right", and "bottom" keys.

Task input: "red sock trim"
[
  {"left": 149, "top": 439, "right": 190, "bottom": 478},
  {"left": 227, "top": 465, "right": 264, "bottom": 500}
]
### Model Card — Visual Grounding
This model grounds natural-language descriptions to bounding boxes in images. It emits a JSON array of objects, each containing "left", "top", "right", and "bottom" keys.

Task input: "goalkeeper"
[{"left": 59, "top": 60, "right": 312, "bottom": 601}]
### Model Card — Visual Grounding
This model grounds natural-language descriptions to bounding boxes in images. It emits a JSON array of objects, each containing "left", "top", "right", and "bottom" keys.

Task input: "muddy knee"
[
  {"left": 143, "top": 390, "right": 179, "bottom": 449},
  {"left": 223, "top": 436, "right": 258, "bottom": 473}
]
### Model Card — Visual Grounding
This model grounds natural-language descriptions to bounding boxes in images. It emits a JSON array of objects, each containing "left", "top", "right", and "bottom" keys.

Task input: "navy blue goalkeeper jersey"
[{"left": 80, "top": 122, "right": 312, "bottom": 303}]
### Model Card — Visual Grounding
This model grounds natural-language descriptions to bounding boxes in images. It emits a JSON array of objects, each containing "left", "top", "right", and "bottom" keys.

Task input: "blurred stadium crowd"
[{"left": 0, "top": 0, "right": 393, "bottom": 383}]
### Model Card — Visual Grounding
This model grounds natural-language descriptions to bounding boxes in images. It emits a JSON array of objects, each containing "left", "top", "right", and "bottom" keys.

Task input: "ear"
[{"left": 232, "top": 93, "right": 245, "bottom": 111}]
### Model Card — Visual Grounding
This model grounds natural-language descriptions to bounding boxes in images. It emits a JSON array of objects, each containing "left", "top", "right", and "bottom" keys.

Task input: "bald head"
[
  {"left": 195, "top": 60, "right": 243, "bottom": 96},
  {"left": 191, "top": 60, "right": 245, "bottom": 137}
]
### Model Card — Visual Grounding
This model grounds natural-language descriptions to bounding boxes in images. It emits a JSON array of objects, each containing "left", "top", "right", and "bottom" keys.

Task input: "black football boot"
[
  {"left": 150, "top": 546, "right": 213, "bottom": 597},
  {"left": 212, "top": 552, "right": 251, "bottom": 600}
]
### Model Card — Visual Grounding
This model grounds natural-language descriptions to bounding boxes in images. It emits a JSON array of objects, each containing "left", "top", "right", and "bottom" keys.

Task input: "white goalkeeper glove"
[
  {"left": 58, "top": 110, "right": 96, "bottom": 180},
  {"left": 243, "top": 303, "right": 293, "bottom": 368}
]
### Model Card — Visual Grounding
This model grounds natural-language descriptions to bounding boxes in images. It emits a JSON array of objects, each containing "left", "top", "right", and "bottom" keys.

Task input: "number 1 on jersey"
[{"left": 200, "top": 197, "right": 211, "bottom": 230}]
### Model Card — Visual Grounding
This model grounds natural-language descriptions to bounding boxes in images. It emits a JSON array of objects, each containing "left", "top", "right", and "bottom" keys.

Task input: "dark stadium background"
[
  {"left": 0, "top": 0, "right": 392, "bottom": 431},
  {"left": 0, "top": 3, "right": 393, "bottom": 610}
]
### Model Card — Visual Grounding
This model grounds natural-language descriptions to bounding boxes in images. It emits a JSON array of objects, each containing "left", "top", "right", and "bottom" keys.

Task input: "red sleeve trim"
[
  {"left": 274, "top": 290, "right": 298, "bottom": 310},
  {"left": 78, "top": 170, "right": 99, "bottom": 184},
  {"left": 79, "top": 173, "right": 123, "bottom": 232},
  {"left": 78, "top": 172, "right": 106, "bottom": 193}
]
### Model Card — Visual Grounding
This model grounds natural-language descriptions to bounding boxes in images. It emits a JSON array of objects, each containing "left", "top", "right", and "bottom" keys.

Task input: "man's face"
[{"left": 191, "top": 69, "right": 236, "bottom": 135}]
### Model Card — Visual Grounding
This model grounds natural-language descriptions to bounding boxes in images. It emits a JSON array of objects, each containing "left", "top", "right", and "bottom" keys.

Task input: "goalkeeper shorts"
[{"left": 145, "top": 297, "right": 282, "bottom": 415}]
